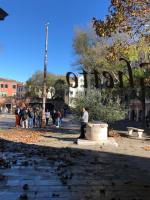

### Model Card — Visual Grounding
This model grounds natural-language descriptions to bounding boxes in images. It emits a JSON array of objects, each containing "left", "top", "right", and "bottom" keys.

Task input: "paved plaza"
[{"left": 0, "top": 114, "right": 150, "bottom": 200}]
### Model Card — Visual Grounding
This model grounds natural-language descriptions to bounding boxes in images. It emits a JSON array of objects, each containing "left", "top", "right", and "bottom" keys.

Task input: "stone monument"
[{"left": 86, "top": 121, "right": 108, "bottom": 141}]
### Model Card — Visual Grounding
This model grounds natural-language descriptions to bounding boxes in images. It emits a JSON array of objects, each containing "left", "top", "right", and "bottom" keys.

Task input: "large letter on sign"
[
  {"left": 66, "top": 72, "right": 78, "bottom": 88},
  {"left": 102, "top": 71, "right": 114, "bottom": 88},
  {"left": 119, "top": 58, "right": 134, "bottom": 88}
]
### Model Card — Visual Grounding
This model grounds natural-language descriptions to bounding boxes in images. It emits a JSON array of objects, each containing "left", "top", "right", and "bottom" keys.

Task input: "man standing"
[{"left": 79, "top": 107, "right": 89, "bottom": 139}]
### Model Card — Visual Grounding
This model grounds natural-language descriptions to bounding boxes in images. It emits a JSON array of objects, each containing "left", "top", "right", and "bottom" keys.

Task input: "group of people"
[
  {"left": 15, "top": 106, "right": 41, "bottom": 128},
  {"left": 15, "top": 106, "right": 64, "bottom": 129},
  {"left": 46, "top": 109, "right": 64, "bottom": 128},
  {"left": 15, "top": 105, "right": 89, "bottom": 140}
]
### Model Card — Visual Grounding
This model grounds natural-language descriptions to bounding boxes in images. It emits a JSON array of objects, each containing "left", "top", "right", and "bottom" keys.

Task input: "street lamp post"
[{"left": 42, "top": 23, "right": 49, "bottom": 128}]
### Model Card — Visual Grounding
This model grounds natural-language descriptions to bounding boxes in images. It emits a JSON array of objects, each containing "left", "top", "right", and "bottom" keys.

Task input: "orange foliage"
[{"left": 93, "top": 0, "right": 150, "bottom": 38}]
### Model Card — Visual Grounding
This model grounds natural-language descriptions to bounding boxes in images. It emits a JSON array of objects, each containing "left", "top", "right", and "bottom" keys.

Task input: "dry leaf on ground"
[{"left": 143, "top": 146, "right": 150, "bottom": 151}]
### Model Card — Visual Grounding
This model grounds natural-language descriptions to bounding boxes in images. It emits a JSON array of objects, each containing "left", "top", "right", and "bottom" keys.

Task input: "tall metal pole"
[{"left": 42, "top": 23, "right": 49, "bottom": 127}]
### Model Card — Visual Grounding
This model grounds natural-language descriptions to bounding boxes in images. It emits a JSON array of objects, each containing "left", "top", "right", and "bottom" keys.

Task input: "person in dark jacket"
[
  {"left": 51, "top": 109, "right": 56, "bottom": 125},
  {"left": 20, "top": 107, "right": 28, "bottom": 128}
]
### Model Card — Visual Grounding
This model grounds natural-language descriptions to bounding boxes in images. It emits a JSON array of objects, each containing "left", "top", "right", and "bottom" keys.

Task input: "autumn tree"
[
  {"left": 73, "top": 23, "right": 150, "bottom": 124},
  {"left": 93, "top": 0, "right": 150, "bottom": 39},
  {"left": 92, "top": 0, "right": 150, "bottom": 126},
  {"left": 73, "top": 27, "right": 138, "bottom": 86},
  {"left": 73, "top": 28, "right": 123, "bottom": 87}
]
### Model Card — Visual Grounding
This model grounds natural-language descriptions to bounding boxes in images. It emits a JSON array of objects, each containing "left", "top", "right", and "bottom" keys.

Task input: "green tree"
[
  {"left": 26, "top": 71, "right": 65, "bottom": 98},
  {"left": 53, "top": 79, "right": 68, "bottom": 100}
]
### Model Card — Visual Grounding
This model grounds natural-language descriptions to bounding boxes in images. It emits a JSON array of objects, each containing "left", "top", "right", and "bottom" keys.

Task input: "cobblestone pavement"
[
  {"left": 0, "top": 114, "right": 150, "bottom": 200},
  {"left": 0, "top": 152, "right": 70, "bottom": 200},
  {"left": 0, "top": 114, "right": 15, "bottom": 129}
]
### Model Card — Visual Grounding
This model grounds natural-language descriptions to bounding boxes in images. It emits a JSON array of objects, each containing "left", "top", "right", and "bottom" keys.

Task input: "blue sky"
[{"left": 0, "top": 0, "right": 110, "bottom": 82}]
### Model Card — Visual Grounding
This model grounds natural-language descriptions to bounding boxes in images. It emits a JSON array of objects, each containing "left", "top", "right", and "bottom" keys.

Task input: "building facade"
[
  {"left": 0, "top": 78, "right": 26, "bottom": 112},
  {"left": 0, "top": 78, "right": 18, "bottom": 97},
  {"left": 16, "top": 83, "right": 26, "bottom": 99},
  {"left": 0, "top": 78, "right": 26, "bottom": 98}
]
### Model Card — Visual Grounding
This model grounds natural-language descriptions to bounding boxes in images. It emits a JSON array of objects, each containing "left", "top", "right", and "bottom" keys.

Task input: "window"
[
  {"left": 0, "top": 91, "right": 7, "bottom": 96},
  {"left": 18, "top": 87, "right": 23, "bottom": 92},
  {"left": 12, "top": 85, "right": 16, "bottom": 89},
  {"left": 0, "top": 84, "right": 4, "bottom": 88},
  {"left": 5, "top": 84, "right": 8, "bottom": 88}
]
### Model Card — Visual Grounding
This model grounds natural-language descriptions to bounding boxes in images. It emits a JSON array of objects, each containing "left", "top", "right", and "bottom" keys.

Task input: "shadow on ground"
[
  {"left": 41, "top": 134, "right": 76, "bottom": 142},
  {"left": 0, "top": 136, "right": 150, "bottom": 200}
]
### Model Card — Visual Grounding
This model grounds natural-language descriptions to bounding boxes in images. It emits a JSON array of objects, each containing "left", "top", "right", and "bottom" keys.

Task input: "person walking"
[{"left": 79, "top": 107, "right": 89, "bottom": 139}]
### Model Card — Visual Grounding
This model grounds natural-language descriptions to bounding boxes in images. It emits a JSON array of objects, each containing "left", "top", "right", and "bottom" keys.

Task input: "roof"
[
  {"left": 17, "top": 82, "right": 25, "bottom": 86},
  {"left": 0, "top": 77, "right": 18, "bottom": 83}
]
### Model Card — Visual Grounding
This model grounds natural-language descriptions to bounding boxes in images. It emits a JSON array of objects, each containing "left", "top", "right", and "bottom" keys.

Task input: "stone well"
[{"left": 86, "top": 122, "right": 108, "bottom": 141}]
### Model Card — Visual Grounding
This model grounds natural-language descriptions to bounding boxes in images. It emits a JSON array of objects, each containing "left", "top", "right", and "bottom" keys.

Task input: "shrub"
[{"left": 73, "top": 89, "right": 125, "bottom": 123}]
